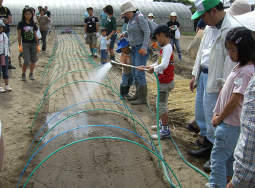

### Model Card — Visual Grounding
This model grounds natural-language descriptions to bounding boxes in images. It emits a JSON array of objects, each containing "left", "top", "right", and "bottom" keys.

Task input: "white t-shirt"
[{"left": 99, "top": 36, "right": 110, "bottom": 50}]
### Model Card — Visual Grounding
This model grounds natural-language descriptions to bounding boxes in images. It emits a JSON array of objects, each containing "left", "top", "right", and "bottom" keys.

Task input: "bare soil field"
[{"left": 0, "top": 32, "right": 209, "bottom": 188}]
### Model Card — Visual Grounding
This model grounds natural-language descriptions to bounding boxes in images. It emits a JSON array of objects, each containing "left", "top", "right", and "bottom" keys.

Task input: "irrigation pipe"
[
  {"left": 19, "top": 125, "right": 172, "bottom": 187},
  {"left": 21, "top": 137, "right": 182, "bottom": 188},
  {"left": 27, "top": 99, "right": 153, "bottom": 155}
]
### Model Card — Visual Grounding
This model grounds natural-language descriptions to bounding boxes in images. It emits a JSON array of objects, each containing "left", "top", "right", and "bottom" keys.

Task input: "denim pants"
[
  {"left": 121, "top": 74, "right": 133, "bottom": 87},
  {"left": 195, "top": 71, "right": 218, "bottom": 144},
  {"left": 100, "top": 50, "right": 108, "bottom": 63},
  {"left": 130, "top": 44, "right": 148, "bottom": 85},
  {"left": 208, "top": 122, "right": 240, "bottom": 188},
  {"left": 0, "top": 56, "right": 9, "bottom": 79},
  {"left": 170, "top": 38, "right": 181, "bottom": 56},
  {"left": 40, "top": 30, "right": 47, "bottom": 51}
]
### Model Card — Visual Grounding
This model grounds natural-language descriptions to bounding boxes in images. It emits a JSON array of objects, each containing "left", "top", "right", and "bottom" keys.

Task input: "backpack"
[{"left": 136, "top": 13, "right": 158, "bottom": 37}]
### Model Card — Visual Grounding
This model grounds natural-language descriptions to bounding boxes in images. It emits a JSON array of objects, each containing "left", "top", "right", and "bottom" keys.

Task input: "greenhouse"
[{"left": 6, "top": 0, "right": 194, "bottom": 32}]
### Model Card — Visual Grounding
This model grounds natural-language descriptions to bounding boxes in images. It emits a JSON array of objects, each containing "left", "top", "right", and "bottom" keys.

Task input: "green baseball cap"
[{"left": 191, "top": 0, "right": 221, "bottom": 20}]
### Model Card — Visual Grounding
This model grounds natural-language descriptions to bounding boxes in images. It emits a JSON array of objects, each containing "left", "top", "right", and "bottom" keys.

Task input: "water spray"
[{"left": 110, "top": 60, "right": 149, "bottom": 71}]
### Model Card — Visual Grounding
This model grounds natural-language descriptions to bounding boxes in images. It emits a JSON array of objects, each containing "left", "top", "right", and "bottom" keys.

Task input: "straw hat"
[
  {"left": 234, "top": 11, "right": 255, "bottom": 32},
  {"left": 148, "top": 13, "right": 154, "bottom": 17},
  {"left": 121, "top": 1, "right": 137, "bottom": 15},
  {"left": 170, "top": 12, "right": 177, "bottom": 17},
  {"left": 226, "top": 0, "right": 251, "bottom": 17}
]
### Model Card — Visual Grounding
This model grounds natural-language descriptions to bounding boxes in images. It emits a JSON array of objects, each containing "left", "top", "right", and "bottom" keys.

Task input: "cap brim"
[
  {"left": 151, "top": 33, "right": 158, "bottom": 40},
  {"left": 191, "top": 10, "right": 206, "bottom": 20}
]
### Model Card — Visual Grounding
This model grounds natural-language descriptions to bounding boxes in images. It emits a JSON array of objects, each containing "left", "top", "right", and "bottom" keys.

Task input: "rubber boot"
[
  {"left": 128, "top": 82, "right": 139, "bottom": 101},
  {"left": 125, "top": 86, "right": 131, "bottom": 98},
  {"left": 120, "top": 86, "right": 126, "bottom": 100},
  {"left": 94, "top": 48, "right": 98, "bottom": 58},
  {"left": 22, "top": 73, "right": 26, "bottom": 81},
  {"left": 131, "top": 84, "right": 147, "bottom": 105},
  {"left": 203, "top": 159, "right": 211, "bottom": 172},
  {"left": 187, "top": 137, "right": 213, "bottom": 159},
  {"left": 90, "top": 48, "right": 94, "bottom": 57}
]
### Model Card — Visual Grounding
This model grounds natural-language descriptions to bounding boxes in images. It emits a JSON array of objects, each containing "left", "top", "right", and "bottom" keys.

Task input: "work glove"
[
  {"left": 37, "top": 46, "right": 41, "bottom": 53},
  {"left": 96, "top": 32, "right": 100, "bottom": 38},
  {"left": 84, "top": 34, "right": 87, "bottom": 39},
  {"left": 19, "top": 45, "right": 23, "bottom": 53}
]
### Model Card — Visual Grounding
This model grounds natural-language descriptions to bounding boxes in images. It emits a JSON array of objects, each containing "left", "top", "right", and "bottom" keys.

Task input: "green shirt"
[{"left": 105, "top": 15, "right": 116, "bottom": 35}]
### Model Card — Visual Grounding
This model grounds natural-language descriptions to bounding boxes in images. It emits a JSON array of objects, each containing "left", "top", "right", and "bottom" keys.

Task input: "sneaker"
[
  {"left": 29, "top": 73, "right": 35, "bottom": 80},
  {"left": 0, "top": 87, "right": 6, "bottom": 93},
  {"left": 151, "top": 121, "right": 162, "bottom": 131},
  {"left": 151, "top": 129, "right": 171, "bottom": 140},
  {"left": 178, "top": 55, "right": 182, "bottom": 60},
  {"left": 22, "top": 73, "right": 26, "bottom": 81},
  {"left": 5, "top": 85, "right": 12, "bottom": 91},
  {"left": 94, "top": 52, "right": 97, "bottom": 58}
]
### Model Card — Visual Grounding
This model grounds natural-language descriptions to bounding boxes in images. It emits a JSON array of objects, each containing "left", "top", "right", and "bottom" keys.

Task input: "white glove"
[
  {"left": 84, "top": 34, "right": 87, "bottom": 39},
  {"left": 96, "top": 32, "right": 100, "bottom": 38}
]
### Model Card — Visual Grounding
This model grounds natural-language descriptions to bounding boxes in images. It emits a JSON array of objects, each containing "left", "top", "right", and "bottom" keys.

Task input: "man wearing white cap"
[
  {"left": 187, "top": 0, "right": 241, "bottom": 175},
  {"left": 226, "top": 10, "right": 255, "bottom": 188}
]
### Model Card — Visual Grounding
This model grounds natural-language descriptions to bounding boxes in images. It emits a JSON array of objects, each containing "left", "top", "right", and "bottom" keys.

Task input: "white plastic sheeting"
[{"left": 5, "top": 0, "right": 193, "bottom": 31}]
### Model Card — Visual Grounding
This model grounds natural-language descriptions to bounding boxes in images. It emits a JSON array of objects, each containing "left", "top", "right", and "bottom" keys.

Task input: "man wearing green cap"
[{"left": 187, "top": 0, "right": 241, "bottom": 180}]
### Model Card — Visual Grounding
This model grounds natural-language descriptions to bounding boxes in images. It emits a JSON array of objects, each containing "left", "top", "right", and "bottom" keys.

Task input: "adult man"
[
  {"left": 187, "top": 0, "right": 241, "bottom": 170},
  {"left": 100, "top": 8, "right": 107, "bottom": 27},
  {"left": 0, "top": 0, "right": 15, "bottom": 69},
  {"left": 226, "top": 10, "right": 255, "bottom": 188},
  {"left": 36, "top": 6, "right": 42, "bottom": 16},
  {"left": 84, "top": 7, "right": 99, "bottom": 58},
  {"left": 45, "top": 6, "right": 51, "bottom": 34}
]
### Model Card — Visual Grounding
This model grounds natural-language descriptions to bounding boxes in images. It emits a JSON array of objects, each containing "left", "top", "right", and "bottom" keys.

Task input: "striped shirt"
[{"left": 232, "top": 74, "right": 255, "bottom": 188}]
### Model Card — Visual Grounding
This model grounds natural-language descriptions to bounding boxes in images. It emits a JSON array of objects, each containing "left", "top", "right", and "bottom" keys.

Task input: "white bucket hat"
[
  {"left": 148, "top": 13, "right": 154, "bottom": 17},
  {"left": 170, "top": 12, "right": 177, "bottom": 17},
  {"left": 234, "top": 11, "right": 255, "bottom": 32},
  {"left": 121, "top": 1, "right": 137, "bottom": 15},
  {"left": 225, "top": 0, "right": 251, "bottom": 17}
]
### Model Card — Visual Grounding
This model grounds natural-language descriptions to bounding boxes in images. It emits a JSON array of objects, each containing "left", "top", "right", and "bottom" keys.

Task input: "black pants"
[{"left": 40, "top": 30, "right": 47, "bottom": 51}]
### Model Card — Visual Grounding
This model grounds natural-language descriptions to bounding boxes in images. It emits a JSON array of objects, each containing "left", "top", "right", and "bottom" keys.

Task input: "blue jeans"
[
  {"left": 195, "top": 71, "right": 218, "bottom": 144},
  {"left": 208, "top": 122, "right": 240, "bottom": 188},
  {"left": 100, "top": 50, "right": 108, "bottom": 63},
  {"left": 130, "top": 44, "right": 149, "bottom": 85},
  {"left": 121, "top": 74, "right": 133, "bottom": 87},
  {"left": 170, "top": 38, "right": 181, "bottom": 56},
  {"left": 0, "top": 56, "right": 9, "bottom": 79}
]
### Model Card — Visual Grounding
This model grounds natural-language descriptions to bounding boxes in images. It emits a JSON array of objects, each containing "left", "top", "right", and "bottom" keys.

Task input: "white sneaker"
[
  {"left": 151, "top": 121, "right": 162, "bottom": 131},
  {"left": 151, "top": 129, "right": 171, "bottom": 140},
  {"left": 0, "top": 87, "right": 6, "bottom": 93},
  {"left": 5, "top": 85, "right": 12, "bottom": 91}
]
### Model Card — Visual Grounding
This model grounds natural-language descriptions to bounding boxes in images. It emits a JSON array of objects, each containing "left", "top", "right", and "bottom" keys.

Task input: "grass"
[{"left": 181, "top": 31, "right": 196, "bottom": 36}]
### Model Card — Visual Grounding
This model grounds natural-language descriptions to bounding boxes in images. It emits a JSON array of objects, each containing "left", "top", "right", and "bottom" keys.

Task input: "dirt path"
[{"left": 0, "top": 33, "right": 209, "bottom": 188}]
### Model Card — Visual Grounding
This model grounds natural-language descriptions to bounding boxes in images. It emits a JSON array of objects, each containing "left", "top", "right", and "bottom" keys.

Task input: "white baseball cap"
[
  {"left": 170, "top": 12, "right": 177, "bottom": 17},
  {"left": 148, "top": 13, "right": 154, "bottom": 17}
]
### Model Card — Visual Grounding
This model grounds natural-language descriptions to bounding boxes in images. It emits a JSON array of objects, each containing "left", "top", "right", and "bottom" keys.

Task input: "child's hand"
[
  {"left": 8, "top": 56, "right": 11, "bottom": 61},
  {"left": 212, "top": 115, "right": 221, "bottom": 127},
  {"left": 19, "top": 45, "right": 23, "bottom": 53},
  {"left": 147, "top": 67, "right": 154, "bottom": 74},
  {"left": 37, "top": 46, "right": 41, "bottom": 53},
  {"left": 105, "top": 49, "right": 108, "bottom": 53}
]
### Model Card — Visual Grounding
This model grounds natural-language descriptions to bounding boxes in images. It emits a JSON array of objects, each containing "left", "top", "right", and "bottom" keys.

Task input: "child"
[
  {"left": 138, "top": 24, "right": 175, "bottom": 139},
  {"left": 0, "top": 20, "right": 12, "bottom": 93},
  {"left": 206, "top": 27, "right": 255, "bottom": 188},
  {"left": 116, "top": 38, "right": 133, "bottom": 99},
  {"left": 98, "top": 28, "right": 110, "bottom": 64},
  {"left": 18, "top": 8, "right": 40, "bottom": 81}
]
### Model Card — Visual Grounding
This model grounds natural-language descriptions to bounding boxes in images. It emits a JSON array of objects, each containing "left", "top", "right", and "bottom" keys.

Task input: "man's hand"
[
  {"left": 190, "top": 76, "right": 196, "bottom": 92},
  {"left": 226, "top": 181, "right": 235, "bottom": 188},
  {"left": 84, "top": 34, "right": 87, "bottom": 39},
  {"left": 139, "top": 48, "right": 147, "bottom": 56},
  {"left": 96, "top": 32, "right": 100, "bottom": 38}
]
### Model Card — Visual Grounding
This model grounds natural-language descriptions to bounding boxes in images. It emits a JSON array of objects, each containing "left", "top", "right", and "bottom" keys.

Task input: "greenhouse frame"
[{"left": 6, "top": 0, "right": 194, "bottom": 32}]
